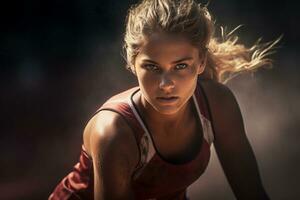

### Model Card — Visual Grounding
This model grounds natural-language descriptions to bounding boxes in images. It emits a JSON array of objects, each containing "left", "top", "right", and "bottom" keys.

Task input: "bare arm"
[
  {"left": 84, "top": 111, "right": 139, "bottom": 200},
  {"left": 201, "top": 80, "right": 270, "bottom": 200}
]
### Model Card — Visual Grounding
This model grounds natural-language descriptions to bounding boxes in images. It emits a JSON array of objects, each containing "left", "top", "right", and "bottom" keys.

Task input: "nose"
[{"left": 159, "top": 73, "right": 175, "bottom": 92}]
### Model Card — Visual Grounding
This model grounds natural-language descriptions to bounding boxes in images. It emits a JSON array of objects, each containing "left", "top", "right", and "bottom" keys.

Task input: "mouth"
[{"left": 156, "top": 96, "right": 179, "bottom": 104}]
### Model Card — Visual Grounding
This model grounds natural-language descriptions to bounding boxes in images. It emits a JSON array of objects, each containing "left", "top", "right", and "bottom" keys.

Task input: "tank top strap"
[
  {"left": 126, "top": 89, "right": 157, "bottom": 179},
  {"left": 194, "top": 79, "right": 215, "bottom": 145},
  {"left": 95, "top": 102, "right": 143, "bottom": 133}
]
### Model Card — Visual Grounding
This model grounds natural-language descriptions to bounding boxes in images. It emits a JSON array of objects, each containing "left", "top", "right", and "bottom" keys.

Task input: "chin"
[
  {"left": 152, "top": 104, "right": 182, "bottom": 115},
  {"left": 147, "top": 96, "right": 189, "bottom": 116}
]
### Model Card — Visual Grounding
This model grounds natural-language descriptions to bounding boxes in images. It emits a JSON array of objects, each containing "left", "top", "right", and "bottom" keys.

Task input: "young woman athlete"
[{"left": 49, "top": 0, "right": 280, "bottom": 199}]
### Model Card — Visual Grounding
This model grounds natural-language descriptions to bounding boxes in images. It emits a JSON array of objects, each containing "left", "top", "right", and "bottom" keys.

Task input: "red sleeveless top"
[{"left": 49, "top": 79, "right": 215, "bottom": 200}]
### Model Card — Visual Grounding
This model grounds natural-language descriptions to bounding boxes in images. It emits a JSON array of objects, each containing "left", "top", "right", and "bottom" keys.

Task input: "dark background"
[{"left": 0, "top": 0, "right": 299, "bottom": 199}]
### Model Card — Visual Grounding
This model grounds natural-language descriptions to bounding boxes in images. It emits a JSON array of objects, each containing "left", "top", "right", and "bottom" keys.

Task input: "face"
[{"left": 134, "top": 33, "right": 206, "bottom": 115}]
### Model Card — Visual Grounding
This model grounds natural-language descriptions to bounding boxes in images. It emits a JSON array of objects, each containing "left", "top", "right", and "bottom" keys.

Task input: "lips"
[
  {"left": 156, "top": 96, "right": 179, "bottom": 104},
  {"left": 157, "top": 96, "right": 178, "bottom": 99}
]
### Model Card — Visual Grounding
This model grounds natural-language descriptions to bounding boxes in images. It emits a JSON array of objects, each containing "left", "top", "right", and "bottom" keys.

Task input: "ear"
[
  {"left": 197, "top": 54, "right": 207, "bottom": 75},
  {"left": 130, "top": 65, "right": 137, "bottom": 76}
]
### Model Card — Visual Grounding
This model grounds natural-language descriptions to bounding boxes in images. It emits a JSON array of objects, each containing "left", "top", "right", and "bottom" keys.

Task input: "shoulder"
[
  {"left": 83, "top": 110, "right": 139, "bottom": 168},
  {"left": 199, "top": 79, "right": 243, "bottom": 138},
  {"left": 199, "top": 79, "right": 239, "bottom": 116},
  {"left": 199, "top": 79, "right": 236, "bottom": 103},
  {"left": 83, "top": 110, "right": 140, "bottom": 199}
]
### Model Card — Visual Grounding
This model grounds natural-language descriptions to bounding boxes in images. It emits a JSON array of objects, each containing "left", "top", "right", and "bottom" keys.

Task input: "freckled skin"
[{"left": 134, "top": 33, "right": 206, "bottom": 124}]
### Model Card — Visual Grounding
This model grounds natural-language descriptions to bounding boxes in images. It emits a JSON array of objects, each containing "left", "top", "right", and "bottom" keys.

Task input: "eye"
[
  {"left": 174, "top": 63, "right": 188, "bottom": 70},
  {"left": 143, "top": 64, "right": 159, "bottom": 71}
]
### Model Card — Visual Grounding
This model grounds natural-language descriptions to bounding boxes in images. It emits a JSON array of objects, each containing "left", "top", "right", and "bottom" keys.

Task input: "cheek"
[
  {"left": 177, "top": 67, "right": 199, "bottom": 92},
  {"left": 190, "top": 64, "right": 201, "bottom": 74},
  {"left": 176, "top": 65, "right": 199, "bottom": 82}
]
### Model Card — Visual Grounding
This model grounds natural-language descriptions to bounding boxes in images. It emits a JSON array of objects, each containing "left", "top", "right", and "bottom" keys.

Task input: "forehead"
[{"left": 137, "top": 33, "right": 199, "bottom": 62}]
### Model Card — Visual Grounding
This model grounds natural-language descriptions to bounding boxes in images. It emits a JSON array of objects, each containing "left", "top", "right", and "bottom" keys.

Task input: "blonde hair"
[{"left": 123, "top": 0, "right": 281, "bottom": 83}]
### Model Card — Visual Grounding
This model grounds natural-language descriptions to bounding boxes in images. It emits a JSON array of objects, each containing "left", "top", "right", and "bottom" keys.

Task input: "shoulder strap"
[{"left": 195, "top": 79, "right": 215, "bottom": 145}]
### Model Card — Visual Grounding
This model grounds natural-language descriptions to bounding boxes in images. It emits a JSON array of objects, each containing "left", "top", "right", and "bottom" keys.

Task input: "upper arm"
[
  {"left": 201, "top": 80, "right": 270, "bottom": 200},
  {"left": 84, "top": 111, "right": 139, "bottom": 200}
]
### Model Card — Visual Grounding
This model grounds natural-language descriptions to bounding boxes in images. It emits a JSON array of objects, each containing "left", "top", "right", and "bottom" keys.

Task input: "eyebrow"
[{"left": 141, "top": 57, "right": 193, "bottom": 65}]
